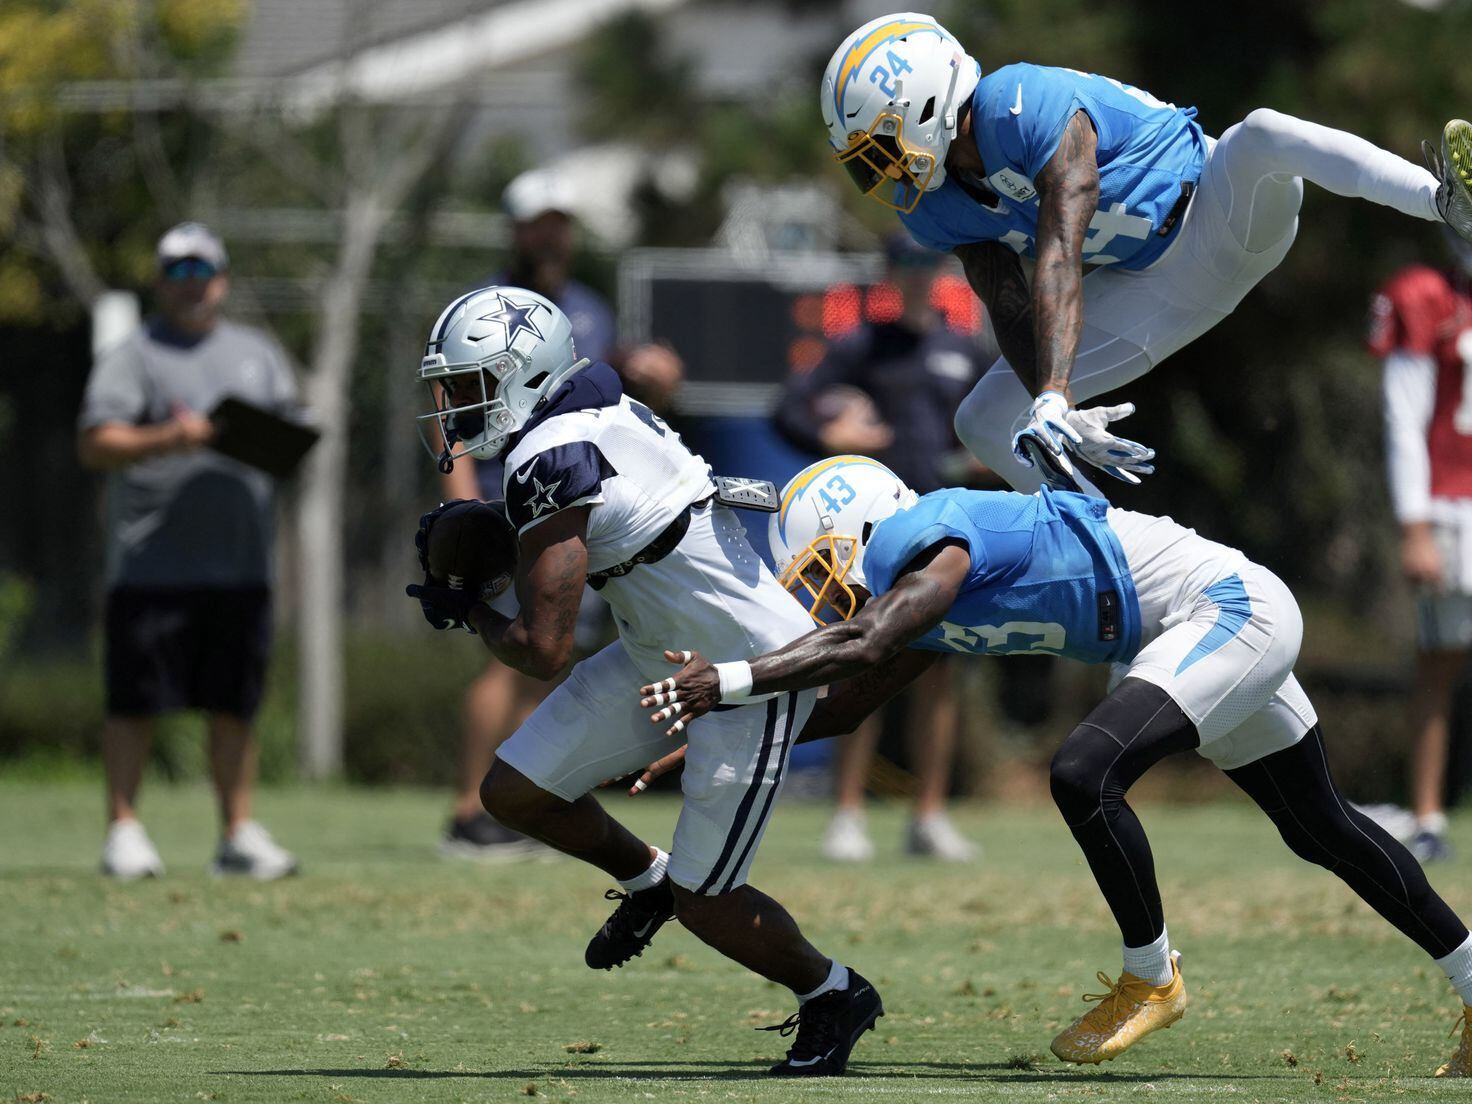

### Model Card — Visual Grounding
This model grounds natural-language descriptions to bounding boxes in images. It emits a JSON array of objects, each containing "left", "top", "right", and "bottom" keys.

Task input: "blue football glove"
[
  {"left": 1012, "top": 391, "right": 1084, "bottom": 490},
  {"left": 1013, "top": 432, "right": 1084, "bottom": 492},
  {"left": 1063, "top": 403, "right": 1156, "bottom": 485},
  {"left": 1012, "top": 391, "right": 1084, "bottom": 470}
]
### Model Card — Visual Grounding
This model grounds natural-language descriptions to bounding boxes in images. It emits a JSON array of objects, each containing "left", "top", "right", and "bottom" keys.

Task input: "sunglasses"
[{"left": 162, "top": 258, "right": 219, "bottom": 282}]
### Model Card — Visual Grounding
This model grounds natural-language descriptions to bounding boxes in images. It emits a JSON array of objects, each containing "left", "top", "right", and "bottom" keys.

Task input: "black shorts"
[{"left": 105, "top": 586, "right": 272, "bottom": 720}]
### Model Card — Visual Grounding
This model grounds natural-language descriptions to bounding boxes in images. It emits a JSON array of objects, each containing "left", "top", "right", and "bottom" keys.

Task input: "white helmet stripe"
[{"left": 428, "top": 289, "right": 482, "bottom": 350}]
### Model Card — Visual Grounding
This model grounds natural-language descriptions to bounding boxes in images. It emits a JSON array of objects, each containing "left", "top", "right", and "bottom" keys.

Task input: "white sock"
[
  {"left": 1436, "top": 933, "right": 1472, "bottom": 1006},
  {"left": 617, "top": 847, "right": 669, "bottom": 893},
  {"left": 1122, "top": 929, "right": 1174, "bottom": 987},
  {"left": 1419, "top": 811, "right": 1450, "bottom": 837},
  {"left": 797, "top": 958, "right": 850, "bottom": 1004}
]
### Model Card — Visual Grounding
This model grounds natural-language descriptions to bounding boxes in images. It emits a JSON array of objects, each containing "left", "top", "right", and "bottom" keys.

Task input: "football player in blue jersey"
[
  {"left": 820, "top": 13, "right": 1472, "bottom": 493},
  {"left": 636, "top": 456, "right": 1472, "bottom": 1074}
]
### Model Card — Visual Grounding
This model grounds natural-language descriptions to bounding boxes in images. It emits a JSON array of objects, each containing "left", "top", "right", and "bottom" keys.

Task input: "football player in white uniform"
[{"left": 407, "top": 286, "right": 883, "bottom": 1077}]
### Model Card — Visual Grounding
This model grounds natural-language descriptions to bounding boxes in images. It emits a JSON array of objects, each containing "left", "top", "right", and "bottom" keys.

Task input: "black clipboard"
[{"left": 208, "top": 397, "right": 319, "bottom": 479}]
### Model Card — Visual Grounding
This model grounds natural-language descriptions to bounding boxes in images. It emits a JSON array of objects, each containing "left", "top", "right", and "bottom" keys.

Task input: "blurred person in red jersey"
[{"left": 1369, "top": 228, "right": 1472, "bottom": 863}]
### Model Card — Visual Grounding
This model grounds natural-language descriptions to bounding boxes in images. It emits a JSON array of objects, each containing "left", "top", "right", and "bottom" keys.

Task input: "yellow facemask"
[
  {"left": 834, "top": 111, "right": 938, "bottom": 214},
  {"left": 779, "top": 534, "right": 861, "bottom": 625}
]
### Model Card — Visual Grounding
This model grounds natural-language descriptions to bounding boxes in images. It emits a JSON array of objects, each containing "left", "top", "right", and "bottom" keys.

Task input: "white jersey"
[{"left": 501, "top": 395, "right": 815, "bottom": 681}]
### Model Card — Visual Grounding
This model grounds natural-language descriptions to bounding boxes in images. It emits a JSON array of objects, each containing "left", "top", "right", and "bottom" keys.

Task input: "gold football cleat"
[
  {"left": 1435, "top": 1004, "right": 1472, "bottom": 1078},
  {"left": 1050, "top": 950, "right": 1187, "bottom": 1065}
]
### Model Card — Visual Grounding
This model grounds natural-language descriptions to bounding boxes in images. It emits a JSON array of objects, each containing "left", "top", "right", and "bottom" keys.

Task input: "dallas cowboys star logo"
[
  {"left": 527, "top": 475, "right": 562, "bottom": 518},
  {"left": 468, "top": 292, "right": 546, "bottom": 346}
]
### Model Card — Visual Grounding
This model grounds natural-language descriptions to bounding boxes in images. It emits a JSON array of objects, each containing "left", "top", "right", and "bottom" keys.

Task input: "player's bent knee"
[
  {"left": 670, "top": 882, "right": 731, "bottom": 931},
  {"left": 1049, "top": 740, "right": 1105, "bottom": 824},
  {"left": 479, "top": 759, "right": 558, "bottom": 830},
  {"left": 1235, "top": 108, "right": 1296, "bottom": 154},
  {"left": 1259, "top": 805, "right": 1339, "bottom": 869},
  {"left": 953, "top": 378, "right": 1017, "bottom": 469}
]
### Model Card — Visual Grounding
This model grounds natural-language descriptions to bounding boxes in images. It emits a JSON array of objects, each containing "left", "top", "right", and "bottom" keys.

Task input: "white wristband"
[{"left": 715, "top": 661, "right": 754, "bottom": 702}]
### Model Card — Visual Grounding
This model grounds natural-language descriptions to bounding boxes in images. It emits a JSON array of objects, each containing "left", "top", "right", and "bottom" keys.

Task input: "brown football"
[{"left": 425, "top": 500, "right": 518, "bottom": 601}]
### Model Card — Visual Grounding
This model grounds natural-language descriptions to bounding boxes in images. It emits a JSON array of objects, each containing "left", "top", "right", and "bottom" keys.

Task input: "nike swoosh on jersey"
[
  {"left": 1010, "top": 84, "right": 1023, "bottom": 115},
  {"left": 513, "top": 461, "right": 537, "bottom": 484}
]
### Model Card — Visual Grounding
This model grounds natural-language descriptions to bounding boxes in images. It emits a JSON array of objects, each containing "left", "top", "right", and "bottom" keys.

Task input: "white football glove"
[
  {"left": 1062, "top": 403, "right": 1156, "bottom": 485},
  {"left": 1011, "top": 391, "right": 1082, "bottom": 469}
]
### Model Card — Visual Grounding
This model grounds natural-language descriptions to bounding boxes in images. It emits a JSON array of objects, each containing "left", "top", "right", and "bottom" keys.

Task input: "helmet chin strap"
[
  {"left": 915, "top": 59, "right": 965, "bottom": 195},
  {"left": 940, "top": 59, "right": 962, "bottom": 135},
  {"left": 437, "top": 449, "right": 455, "bottom": 475}
]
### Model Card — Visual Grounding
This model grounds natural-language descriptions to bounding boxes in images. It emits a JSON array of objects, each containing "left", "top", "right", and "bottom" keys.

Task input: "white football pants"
[{"left": 957, "top": 108, "right": 1443, "bottom": 491}]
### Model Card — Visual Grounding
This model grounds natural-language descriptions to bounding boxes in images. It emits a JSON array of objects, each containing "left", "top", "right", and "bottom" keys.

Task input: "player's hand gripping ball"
[{"left": 407, "top": 499, "right": 518, "bottom": 632}]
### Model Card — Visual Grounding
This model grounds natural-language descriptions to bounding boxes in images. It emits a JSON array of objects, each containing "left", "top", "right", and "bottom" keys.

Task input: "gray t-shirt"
[{"left": 79, "top": 318, "right": 299, "bottom": 589}]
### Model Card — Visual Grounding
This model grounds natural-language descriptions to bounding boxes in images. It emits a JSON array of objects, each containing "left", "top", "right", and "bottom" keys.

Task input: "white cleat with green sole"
[{"left": 1428, "top": 119, "right": 1472, "bottom": 243}]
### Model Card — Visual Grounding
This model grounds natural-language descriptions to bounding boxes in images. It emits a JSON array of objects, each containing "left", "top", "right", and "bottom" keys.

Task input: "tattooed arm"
[
  {"left": 1030, "top": 110, "right": 1100, "bottom": 399},
  {"left": 743, "top": 542, "right": 967, "bottom": 692},
  {"left": 639, "top": 541, "right": 970, "bottom": 732},
  {"left": 468, "top": 505, "right": 590, "bottom": 679},
  {"left": 955, "top": 240, "right": 1038, "bottom": 392},
  {"left": 797, "top": 648, "right": 939, "bottom": 742}
]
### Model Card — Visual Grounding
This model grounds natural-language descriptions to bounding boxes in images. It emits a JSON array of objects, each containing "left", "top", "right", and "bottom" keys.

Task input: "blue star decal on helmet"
[{"left": 468, "top": 292, "right": 546, "bottom": 346}]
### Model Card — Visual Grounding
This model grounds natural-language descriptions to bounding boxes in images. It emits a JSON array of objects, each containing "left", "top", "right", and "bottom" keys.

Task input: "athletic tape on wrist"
[{"left": 715, "top": 661, "right": 754, "bottom": 702}]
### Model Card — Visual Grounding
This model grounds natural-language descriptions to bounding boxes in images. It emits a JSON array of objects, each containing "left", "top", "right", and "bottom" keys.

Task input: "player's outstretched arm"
[
  {"left": 468, "top": 506, "right": 590, "bottom": 679},
  {"left": 638, "top": 541, "right": 970, "bottom": 735},
  {"left": 626, "top": 647, "right": 939, "bottom": 796},
  {"left": 799, "top": 648, "right": 940, "bottom": 743},
  {"left": 1031, "top": 110, "right": 1100, "bottom": 400}
]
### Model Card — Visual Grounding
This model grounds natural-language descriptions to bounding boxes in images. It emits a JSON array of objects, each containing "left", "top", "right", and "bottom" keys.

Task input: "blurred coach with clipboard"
[{"left": 78, "top": 222, "right": 315, "bottom": 882}]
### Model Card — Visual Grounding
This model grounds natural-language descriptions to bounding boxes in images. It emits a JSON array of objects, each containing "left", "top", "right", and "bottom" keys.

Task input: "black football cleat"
[
  {"left": 764, "top": 968, "right": 883, "bottom": 1076},
  {"left": 585, "top": 879, "right": 676, "bottom": 970}
]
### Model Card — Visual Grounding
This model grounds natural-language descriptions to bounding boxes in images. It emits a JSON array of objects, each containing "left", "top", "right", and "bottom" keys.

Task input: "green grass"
[{"left": 3, "top": 782, "right": 1472, "bottom": 1103}]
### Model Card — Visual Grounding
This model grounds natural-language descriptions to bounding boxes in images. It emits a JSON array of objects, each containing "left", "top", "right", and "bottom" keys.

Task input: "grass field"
[{"left": 3, "top": 781, "right": 1471, "bottom": 1103}]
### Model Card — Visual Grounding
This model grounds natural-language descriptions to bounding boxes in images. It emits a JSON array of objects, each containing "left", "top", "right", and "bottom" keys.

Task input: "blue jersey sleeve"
[
  {"left": 982, "top": 63, "right": 1087, "bottom": 180},
  {"left": 504, "top": 441, "right": 612, "bottom": 534},
  {"left": 864, "top": 497, "right": 987, "bottom": 597}
]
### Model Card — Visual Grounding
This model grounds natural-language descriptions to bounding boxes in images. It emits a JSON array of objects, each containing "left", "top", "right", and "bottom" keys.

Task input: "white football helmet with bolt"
[
  {"left": 416, "top": 285, "right": 589, "bottom": 471},
  {"left": 820, "top": 12, "right": 981, "bottom": 213},
  {"left": 769, "top": 457, "right": 918, "bottom": 624}
]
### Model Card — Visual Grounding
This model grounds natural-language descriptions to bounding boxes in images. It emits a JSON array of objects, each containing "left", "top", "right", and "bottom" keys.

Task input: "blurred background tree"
[{"left": 5, "top": 0, "right": 1472, "bottom": 794}]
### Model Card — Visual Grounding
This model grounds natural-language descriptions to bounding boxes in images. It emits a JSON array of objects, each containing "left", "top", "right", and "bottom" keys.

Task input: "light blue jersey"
[
  {"left": 863, "top": 487, "right": 1141, "bottom": 664},
  {"left": 900, "top": 63, "right": 1207, "bottom": 270}
]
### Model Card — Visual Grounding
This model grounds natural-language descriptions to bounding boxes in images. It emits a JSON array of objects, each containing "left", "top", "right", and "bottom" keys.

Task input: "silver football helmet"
[{"left": 416, "top": 285, "right": 589, "bottom": 470}]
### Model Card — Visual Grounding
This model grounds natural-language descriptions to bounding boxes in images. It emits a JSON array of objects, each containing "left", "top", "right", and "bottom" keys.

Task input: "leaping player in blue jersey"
[
  {"left": 818, "top": 13, "right": 1472, "bottom": 493},
  {"left": 634, "top": 457, "right": 1472, "bottom": 1075}
]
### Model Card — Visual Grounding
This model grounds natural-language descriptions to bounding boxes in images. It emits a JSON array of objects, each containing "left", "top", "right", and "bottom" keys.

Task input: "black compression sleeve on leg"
[
  {"left": 1050, "top": 678, "right": 1202, "bottom": 948},
  {"left": 1226, "top": 726, "right": 1469, "bottom": 959}
]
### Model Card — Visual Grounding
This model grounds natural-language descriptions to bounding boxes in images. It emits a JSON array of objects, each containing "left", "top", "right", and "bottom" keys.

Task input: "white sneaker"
[
  {"left": 212, "top": 820, "right": 299, "bottom": 880},
  {"left": 1352, "top": 803, "right": 1417, "bottom": 843},
  {"left": 101, "top": 819, "right": 165, "bottom": 880},
  {"left": 906, "top": 813, "right": 979, "bottom": 863},
  {"left": 822, "top": 809, "right": 876, "bottom": 862}
]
